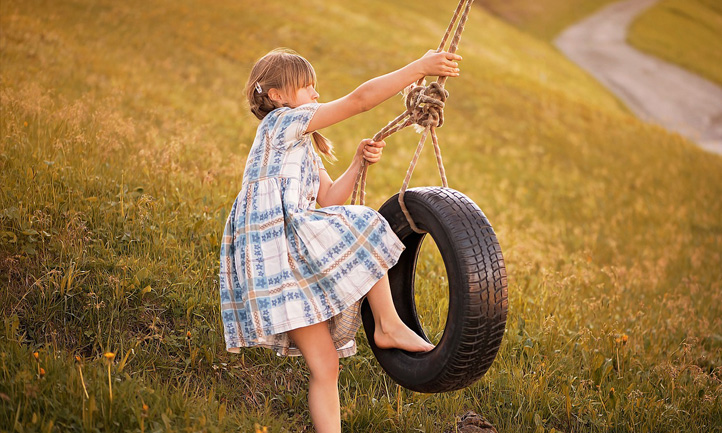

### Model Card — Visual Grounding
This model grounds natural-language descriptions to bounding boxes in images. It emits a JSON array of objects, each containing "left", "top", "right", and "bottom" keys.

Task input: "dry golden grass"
[{"left": 2, "top": 0, "right": 721, "bottom": 431}]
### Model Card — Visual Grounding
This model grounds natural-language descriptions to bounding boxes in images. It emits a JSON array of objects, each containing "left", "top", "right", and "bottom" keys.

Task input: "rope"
[{"left": 351, "top": 0, "right": 474, "bottom": 234}]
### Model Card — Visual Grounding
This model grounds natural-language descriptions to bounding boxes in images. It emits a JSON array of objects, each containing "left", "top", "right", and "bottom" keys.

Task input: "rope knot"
[{"left": 405, "top": 82, "right": 449, "bottom": 129}]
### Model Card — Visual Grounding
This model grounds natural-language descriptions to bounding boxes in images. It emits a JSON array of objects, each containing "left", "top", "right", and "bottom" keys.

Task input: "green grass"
[
  {"left": 475, "top": 0, "right": 618, "bottom": 39},
  {"left": 628, "top": 0, "right": 722, "bottom": 86},
  {"left": 2, "top": 0, "right": 722, "bottom": 432}
]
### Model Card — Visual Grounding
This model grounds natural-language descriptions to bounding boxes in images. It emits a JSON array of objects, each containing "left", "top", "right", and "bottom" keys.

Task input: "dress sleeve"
[{"left": 272, "top": 103, "right": 321, "bottom": 147}]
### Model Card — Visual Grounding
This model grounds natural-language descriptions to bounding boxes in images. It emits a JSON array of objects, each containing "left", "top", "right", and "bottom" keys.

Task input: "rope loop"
[
  {"left": 405, "top": 82, "right": 449, "bottom": 129},
  {"left": 351, "top": 0, "right": 474, "bottom": 211}
]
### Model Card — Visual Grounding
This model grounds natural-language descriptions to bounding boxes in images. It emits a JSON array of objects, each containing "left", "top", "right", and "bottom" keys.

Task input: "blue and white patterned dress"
[{"left": 219, "top": 103, "right": 404, "bottom": 358}]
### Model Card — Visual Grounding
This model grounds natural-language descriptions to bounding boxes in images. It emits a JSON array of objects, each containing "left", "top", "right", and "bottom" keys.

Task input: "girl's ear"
[{"left": 268, "top": 88, "right": 284, "bottom": 104}]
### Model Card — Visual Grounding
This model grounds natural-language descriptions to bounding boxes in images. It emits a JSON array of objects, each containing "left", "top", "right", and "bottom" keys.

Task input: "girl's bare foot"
[{"left": 374, "top": 322, "right": 435, "bottom": 352}]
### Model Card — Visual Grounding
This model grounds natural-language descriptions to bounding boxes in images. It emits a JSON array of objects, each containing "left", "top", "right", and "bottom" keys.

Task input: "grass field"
[
  {"left": 628, "top": 0, "right": 722, "bottom": 86},
  {"left": 2, "top": 0, "right": 722, "bottom": 432}
]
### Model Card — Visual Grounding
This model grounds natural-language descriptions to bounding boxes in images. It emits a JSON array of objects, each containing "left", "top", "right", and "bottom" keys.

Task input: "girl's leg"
[
  {"left": 365, "top": 274, "right": 435, "bottom": 352},
  {"left": 287, "top": 322, "right": 341, "bottom": 433}
]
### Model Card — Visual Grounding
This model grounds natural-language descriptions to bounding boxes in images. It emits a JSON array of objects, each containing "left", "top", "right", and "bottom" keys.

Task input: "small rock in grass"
[{"left": 444, "top": 411, "right": 498, "bottom": 433}]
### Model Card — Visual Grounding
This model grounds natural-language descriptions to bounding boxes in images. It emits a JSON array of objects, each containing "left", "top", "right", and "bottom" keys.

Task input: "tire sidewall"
[{"left": 364, "top": 187, "right": 477, "bottom": 392}]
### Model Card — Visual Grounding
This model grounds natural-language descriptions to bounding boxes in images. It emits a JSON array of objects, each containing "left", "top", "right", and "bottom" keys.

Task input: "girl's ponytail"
[
  {"left": 312, "top": 131, "right": 335, "bottom": 161},
  {"left": 248, "top": 90, "right": 278, "bottom": 120}
]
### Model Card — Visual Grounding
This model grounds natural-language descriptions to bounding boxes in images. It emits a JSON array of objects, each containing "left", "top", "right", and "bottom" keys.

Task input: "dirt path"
[{"left": 554, "top": 0, "right": 722, "bottom": 154}]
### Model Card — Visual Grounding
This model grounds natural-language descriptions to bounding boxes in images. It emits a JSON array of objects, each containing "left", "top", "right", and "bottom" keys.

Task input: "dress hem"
[{"left": 224, "top": 237, "right": 404, "bottom": 358}]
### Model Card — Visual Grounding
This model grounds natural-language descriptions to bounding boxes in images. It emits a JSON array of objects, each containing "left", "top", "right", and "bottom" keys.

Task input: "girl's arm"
[
  {"left": 316, "top": 139, "right": 385, "bottom": 207},
  {"left": 306, "top": 51, "right": 461, "bottom": 133}
]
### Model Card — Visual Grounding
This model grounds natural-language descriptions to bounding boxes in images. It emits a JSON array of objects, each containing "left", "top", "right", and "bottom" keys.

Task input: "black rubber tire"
[{"left": 361, "top": 187, "right": 508, "bottom": 393}]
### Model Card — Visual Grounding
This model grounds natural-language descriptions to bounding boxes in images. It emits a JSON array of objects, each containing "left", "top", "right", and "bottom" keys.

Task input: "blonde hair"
[{"left": 246, "top": 48, "right": 335, "bottom": 160}]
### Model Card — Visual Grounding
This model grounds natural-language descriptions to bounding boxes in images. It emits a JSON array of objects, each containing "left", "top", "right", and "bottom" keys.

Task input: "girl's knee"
[
  {"left": 289, "top": 321, "right": 340, "bottom": 384},
  {"left": 309, "top": 354, "right": 339, "bottom": 384}
]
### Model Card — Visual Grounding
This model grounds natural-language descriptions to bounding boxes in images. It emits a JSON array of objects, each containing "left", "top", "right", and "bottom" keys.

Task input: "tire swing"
[{"left": 352, "top": 0, "right": 508, "bottom": 393}]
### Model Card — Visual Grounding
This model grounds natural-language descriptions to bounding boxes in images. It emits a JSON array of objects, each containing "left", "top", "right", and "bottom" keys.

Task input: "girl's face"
[{"left": 289, "top": 84, "right": 319, "bottom": 107}]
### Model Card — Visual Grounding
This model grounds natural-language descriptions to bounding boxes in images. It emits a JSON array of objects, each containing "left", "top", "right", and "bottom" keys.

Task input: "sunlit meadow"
[{"left": 1, "top": 0, "right": 721, "bottom": 432}]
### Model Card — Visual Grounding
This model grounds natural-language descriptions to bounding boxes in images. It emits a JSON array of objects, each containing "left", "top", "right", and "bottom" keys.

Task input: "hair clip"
[{"left": 255, "top": 82, "right": 263, "bottom": 94}]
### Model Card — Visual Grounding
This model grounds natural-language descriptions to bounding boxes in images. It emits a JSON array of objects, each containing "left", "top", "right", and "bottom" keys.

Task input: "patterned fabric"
[{"left": 219, "top": 103, "right": 404, "bottom": 358}]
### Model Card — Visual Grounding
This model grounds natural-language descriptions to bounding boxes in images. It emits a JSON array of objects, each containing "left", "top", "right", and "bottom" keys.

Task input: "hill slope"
[
  {"left": 476, "top": 0, "right": 619, "bottom": 39},
  {"left": 628, "top": 0, "right": 722, "bottom": 86},
  {"left": 2, "top": 0, "right": 721, "bottom": 431}
]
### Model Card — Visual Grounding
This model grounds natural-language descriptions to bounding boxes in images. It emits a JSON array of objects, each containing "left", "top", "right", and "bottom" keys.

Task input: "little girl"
[{"left": 219, "top": 48, "right": 461, "bottom": 432}]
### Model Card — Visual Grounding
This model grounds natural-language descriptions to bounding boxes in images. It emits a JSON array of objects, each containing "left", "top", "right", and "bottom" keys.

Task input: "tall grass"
[{"left": 2, "top": 0, "right": 721, "bottom": 431}]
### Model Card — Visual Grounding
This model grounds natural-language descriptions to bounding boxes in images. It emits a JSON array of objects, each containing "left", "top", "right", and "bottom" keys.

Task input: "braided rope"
[
  {"left": 431, "top": 127, "right": 448, "bottom": 188},
  {"left": 399, "top": 127, "right": 431, "bottom": 233},
  {"left": 351, "top": 0, "right": 474, "bottom": 233}
]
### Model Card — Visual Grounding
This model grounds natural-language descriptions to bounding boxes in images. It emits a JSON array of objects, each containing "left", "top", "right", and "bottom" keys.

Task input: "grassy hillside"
[
  {"left": 628, "top": 0, "right": 722, "bottom": 86},
  {"left": 477, "top": 0, "right": 722, "bottom": 87},
  {"left": 2, "top": 0, "right": 722, "bottom": 432},
  {"left": 476, "top": 0, "right": 618, "bottom": 39}
]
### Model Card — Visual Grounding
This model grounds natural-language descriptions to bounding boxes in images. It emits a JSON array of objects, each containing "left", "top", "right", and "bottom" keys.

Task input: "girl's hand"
[
  {"left": 357, "top": 138, "right": 386, "bottom": 165},
  {"left": 417, "top": 50, "right": 462, "bottom": 77}
]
